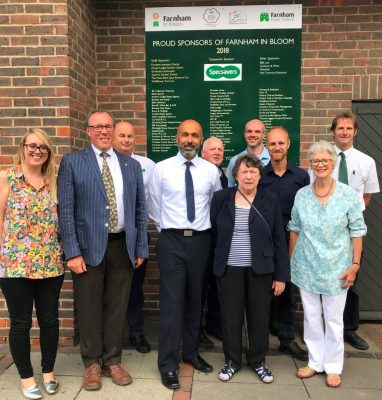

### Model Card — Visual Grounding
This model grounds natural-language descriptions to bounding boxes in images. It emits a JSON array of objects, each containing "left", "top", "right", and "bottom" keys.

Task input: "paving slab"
[
  {"left": 0, "top": 375, "right": 81, "bottom": 400},
  {"left": 306, "top": 386, "right": 381, "bottom": 400},
  {"left": 192, "top": 381, "right": 310, "bottom": 400}
]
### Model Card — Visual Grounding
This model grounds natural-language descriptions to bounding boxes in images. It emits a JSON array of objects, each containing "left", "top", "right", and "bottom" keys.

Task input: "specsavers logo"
[{"left": 204, "top": 64, "right": 242, "bottom": 81}]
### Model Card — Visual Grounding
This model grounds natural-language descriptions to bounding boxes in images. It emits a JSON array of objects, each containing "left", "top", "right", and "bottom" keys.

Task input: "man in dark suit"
[
  {"left": 58, "top": 111, "right": 148, "bottom": 391},
  {"left": 261, "top": 126, "right": 309, "bottom": 361},
  {"left": 200, "top": 136, "right": 227, "bottom": 348}
]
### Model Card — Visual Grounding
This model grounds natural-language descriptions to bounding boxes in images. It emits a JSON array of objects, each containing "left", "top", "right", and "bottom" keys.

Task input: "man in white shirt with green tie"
[{"left": 331, "top": 112, "right": 379, "bottom": 350}]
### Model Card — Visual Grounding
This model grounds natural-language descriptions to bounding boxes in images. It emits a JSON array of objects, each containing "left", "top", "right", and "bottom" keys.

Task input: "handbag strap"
[{"left": 237, "top": 188, "right": 273, "bottom": 244}]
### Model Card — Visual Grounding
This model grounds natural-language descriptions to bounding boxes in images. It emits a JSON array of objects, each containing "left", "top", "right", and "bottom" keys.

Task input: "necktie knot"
[
  {"left": 185, "top": 161, "right": 193, "bottom": 168},
  {"left": 339, "top": 152, "right": 345, "bottom": 159},
  {"left": 100, "top": 152, "right": 110, "bottom": 159}
]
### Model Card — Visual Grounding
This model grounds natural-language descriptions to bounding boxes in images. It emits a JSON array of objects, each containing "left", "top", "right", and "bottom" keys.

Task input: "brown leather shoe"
[
  {"left": 83, "top": 363, "right": 102, "bottom": 390},
  {"left": 102, "top": 364, "right": 133, "bottom": 386}
]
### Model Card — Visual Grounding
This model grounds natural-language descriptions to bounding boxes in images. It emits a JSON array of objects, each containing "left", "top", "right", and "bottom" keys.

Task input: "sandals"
[
  {"left": 218, "top": 361, "right": 238, "bottom": 382},
  {"left": 252, "top": 362, "right": 274, "bottom": 383},
  {"left": 326, "top": 373, "right": 341, "bottom": 388},
  {"left": 296, "top": 366, "right": 317, "bottom": 379}
]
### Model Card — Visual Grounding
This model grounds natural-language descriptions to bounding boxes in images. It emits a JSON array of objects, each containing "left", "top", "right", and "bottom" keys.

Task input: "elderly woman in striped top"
[{"left": 210, "top": 155, "right": 290, "bottom": 384}]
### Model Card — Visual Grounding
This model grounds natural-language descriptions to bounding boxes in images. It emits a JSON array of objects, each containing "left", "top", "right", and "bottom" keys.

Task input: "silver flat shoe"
[
  {"left": 42, "top": 379, "right": 59, "bottom": 395},
  {"left": 21, "top": 384, "right": 42, "bottom": 400}
]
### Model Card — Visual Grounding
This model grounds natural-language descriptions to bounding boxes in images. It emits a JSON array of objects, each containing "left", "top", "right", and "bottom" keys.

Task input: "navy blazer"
[
  {"left": 57, "top": 146, "right": 148, "bottom": 267},
  {"left": 210, "top": 186, "right": 290, "bottom": 281}
]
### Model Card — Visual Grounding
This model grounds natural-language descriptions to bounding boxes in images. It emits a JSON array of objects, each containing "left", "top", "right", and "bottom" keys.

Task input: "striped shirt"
[{"left": 227, "top": 205, "right": 252, "bottom": 267}]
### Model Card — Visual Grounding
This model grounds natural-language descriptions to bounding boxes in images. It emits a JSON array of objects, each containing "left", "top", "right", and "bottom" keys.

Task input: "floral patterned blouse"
[
  {"left": 287, "top": 182, "right": 366, "bottom": 296},
  {"left": 0, "top": 168, "right": 64, "bottom": 279}
]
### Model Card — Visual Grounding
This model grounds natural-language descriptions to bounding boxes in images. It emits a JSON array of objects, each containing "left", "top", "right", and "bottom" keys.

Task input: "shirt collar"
[
  {"left": 334, "top": 145, "right": 354, "bottom": 156},
  {"left": 175, "top": 152, "right": 201, "bottom": 166},
  {"left": 264, "top": 161, "right": 294, "bottom": 175},
  {"left": 91, "top": 144, "right": 114, "bottom": 157},
  {"left": 245, "top": 146, "right": 270, "bottom": 162}
]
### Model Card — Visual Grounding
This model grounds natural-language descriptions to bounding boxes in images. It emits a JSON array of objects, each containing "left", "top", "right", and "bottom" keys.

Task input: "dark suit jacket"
[
  {"left": 57, "top": 146, "right": 148, "bottom": 267},
  {"left": 210, "top": 186, "right": 290, "bottom": 281}
]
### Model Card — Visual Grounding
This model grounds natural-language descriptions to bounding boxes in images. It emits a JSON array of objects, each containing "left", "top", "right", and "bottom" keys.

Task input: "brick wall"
[
  {"left": 0, "top": 0, "right": 381, "bottom": 344},
  {"left": 0, "top": 0, "right": 96, "bottom": 345},
  {"left": 300, "top": 1, "right": 382, "bottom": 167},
  {"left": 68, "top": 0, "right": 97, "bottom": 151}
]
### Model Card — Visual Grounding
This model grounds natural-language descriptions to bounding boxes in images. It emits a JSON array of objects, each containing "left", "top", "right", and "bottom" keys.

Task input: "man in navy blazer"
[{"left": 58, "top": 111, "right": 148, "bottom": 391}]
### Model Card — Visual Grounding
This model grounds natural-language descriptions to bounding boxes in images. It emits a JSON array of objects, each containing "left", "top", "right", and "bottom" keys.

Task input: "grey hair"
[{"left": 308, "top": 140, "right": 337, "bottom": 163}]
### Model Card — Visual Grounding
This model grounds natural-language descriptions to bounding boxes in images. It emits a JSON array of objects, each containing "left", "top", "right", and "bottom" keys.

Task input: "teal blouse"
[{"left": 288, "top": 182, "right": 366, "bottom": 296}]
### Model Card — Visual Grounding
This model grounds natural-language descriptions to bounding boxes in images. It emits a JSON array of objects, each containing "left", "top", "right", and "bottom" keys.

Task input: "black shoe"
[
  {"left": 160, "top": 371, "right": 180, "bottom": 390},
  {"left": 129, "top": 334, "right": 151, "bottom": 353},
  {"left": 199, "top": 331, "right": 214, "bottom": 349},
  {"left": 205, "top": 327, "right": 223, "bottom": 341},
  {"left": 344, "top": 331, "right": 369, "bottom": 351},
  {"left": 183, "top": 355, "right": 213, "bottom": 373},
  {"left": 279, "top": 341, "right": 308, "bottom": 361}
]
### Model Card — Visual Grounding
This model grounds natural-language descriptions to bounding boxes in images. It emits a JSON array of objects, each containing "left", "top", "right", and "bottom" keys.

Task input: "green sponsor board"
[{"left": 146, "top": 8, "right": 302, "bottom": 166}]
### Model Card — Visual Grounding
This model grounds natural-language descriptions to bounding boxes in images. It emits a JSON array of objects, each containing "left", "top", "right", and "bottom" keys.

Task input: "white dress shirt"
[
  {"left": 92, "top": 144, "right": 125, "bottom": 231},
  {"left": 333, "top": 145, "right": 380, "bottom": 210},
  {"left": 131, "top": 153, "right": 155, "bottom": 203},
  {"left": 149, "top": 152, "right": 221, "bottom": 231}
]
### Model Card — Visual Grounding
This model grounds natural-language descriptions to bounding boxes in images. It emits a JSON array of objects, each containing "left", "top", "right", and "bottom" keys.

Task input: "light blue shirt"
[
  {"left": 287, "top": 182, "right": 366, "bottom": 295},
  {"left": 226, "top": 147, "right": 270, "bottom": 187}
]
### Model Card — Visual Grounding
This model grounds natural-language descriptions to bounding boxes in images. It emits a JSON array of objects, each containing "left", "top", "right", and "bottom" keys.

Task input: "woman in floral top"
[
  {"left": 288, "top": 141, "right": 366, "bottom": 389},
  {"left": 0, "top": 129, "right": 64, "bottom": 399}
]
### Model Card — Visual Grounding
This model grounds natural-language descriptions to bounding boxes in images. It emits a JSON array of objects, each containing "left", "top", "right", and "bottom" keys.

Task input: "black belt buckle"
[{"left": 184, "top": 229, "right": 193, "bottom": 237}]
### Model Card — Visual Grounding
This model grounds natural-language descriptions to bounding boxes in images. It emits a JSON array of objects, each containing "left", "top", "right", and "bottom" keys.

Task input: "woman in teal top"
[{"left": 288, "top": 140, "right": 366, "bottom": 389}]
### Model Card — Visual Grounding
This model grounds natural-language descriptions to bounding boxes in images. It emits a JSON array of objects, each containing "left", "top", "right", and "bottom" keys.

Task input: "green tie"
[
  {"left": 338, "top": 152, "right": 348, "bottom": 185},
  {"left": 100, "top": 152, "right": 118, "bottom": 232}
]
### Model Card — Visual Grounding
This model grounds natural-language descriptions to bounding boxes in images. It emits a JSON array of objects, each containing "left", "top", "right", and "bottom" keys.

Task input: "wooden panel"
[{"left": 352, "top": 101, "right": 382, "bottom": 319}]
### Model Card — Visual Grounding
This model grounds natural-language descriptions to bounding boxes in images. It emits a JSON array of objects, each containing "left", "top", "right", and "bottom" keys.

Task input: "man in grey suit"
[{"left": 58, "top": 111, "right": 148, "bottom": 391}]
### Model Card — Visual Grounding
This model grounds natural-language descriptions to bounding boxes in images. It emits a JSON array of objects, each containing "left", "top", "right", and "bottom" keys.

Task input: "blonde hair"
[{"left": 16, "top": 128, "right": 57, "bottom": 202}]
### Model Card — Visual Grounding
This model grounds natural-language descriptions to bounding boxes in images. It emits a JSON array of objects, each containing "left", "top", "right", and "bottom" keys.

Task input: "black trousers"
[
  {"left": 72, "top": 237, "right": 133, "bottom": 367},
  {"left": 127, "top": 258, "right": 147, "bottom": 337},
  {"left": 217, "top": 267, "right": 273, "bottom": 370},
  {"left": 0, "top": 275, "right": 64, "bottom": 379},
  {"left": 343, "top": 286, "right": 359, "bottom": 332},
  {"left": 201, "top": 250, "right": 221, "bottom": 333},
  {"left": 269, "top": 229, "right": 295, "bottom": 344},
  {"left": 157, "top": 229, "right": 211, "bottom": 373},
  {"left": 269, "top": 281, "right": 296, "bottom": 344}
]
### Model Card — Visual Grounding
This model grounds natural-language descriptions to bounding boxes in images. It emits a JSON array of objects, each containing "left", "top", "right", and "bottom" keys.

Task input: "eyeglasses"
[
  {"left": 88, "top": 125, "right": 114, "bottom": 133},
  {"left": 310, "top": 159, "right": 332, "bottom": 167},
  {"left": 24, "top": 143, "right": 49, "bottom": 154}
]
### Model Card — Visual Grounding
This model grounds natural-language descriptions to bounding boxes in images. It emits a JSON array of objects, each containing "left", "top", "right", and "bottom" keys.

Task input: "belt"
[
  {"left": 108, "top": 231, "right": 125, "bottom": 241},
  {"left": 163, "top": 228, "right": 210, "bottom": 237}
]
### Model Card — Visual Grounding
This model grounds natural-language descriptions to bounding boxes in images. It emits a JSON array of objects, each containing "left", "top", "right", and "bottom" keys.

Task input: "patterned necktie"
[
  {"left": 338, "top": 152, "right": 348, "bottom": 185},
  {"left": 218, "top": 166, "right": 228, "bottom": 189},
  {"left": 185, "top": 161, "right": 195, "bottom": 222},
  {"left": 100, "top": 152, "right": 118, "bottom": 231}
]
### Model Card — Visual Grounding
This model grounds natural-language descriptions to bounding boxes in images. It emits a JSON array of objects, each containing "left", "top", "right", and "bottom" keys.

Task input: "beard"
[{"left": 179, "top": 143, "right": 199, "bottom": 158}]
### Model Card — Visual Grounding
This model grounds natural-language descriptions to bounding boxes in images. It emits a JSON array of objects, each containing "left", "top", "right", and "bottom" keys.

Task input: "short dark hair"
[
  {"left": 232, "top": 154, "right": 264, "bottom": 181},
  {"left": 330, "top": 112, "right": 357, "bottom": 132}
]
